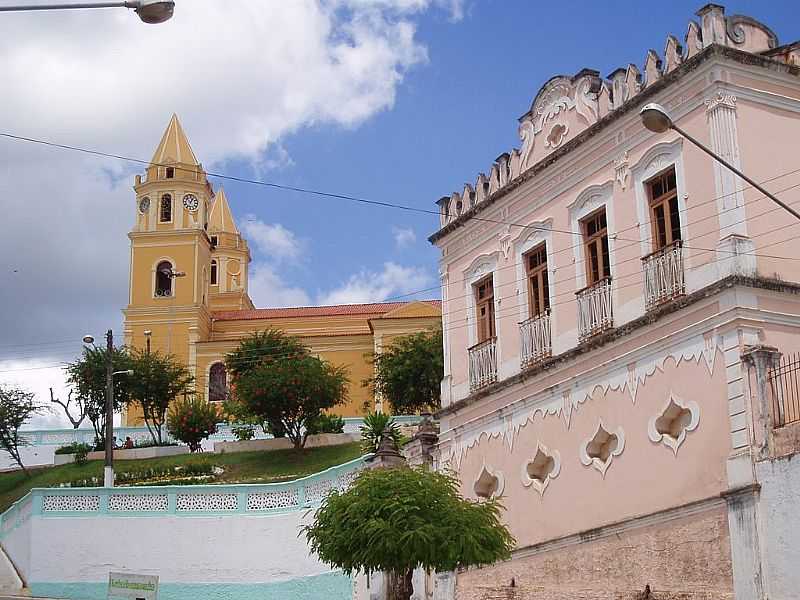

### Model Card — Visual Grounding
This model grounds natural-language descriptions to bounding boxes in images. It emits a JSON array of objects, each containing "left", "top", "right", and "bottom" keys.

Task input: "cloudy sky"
[{"left": 0, "top": 0, "right": 795, "bottom": 426}]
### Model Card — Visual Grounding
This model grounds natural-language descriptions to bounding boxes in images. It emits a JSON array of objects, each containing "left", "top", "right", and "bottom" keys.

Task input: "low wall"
[
  {"left": 214, "top": 432, "right": 359, "bottom": 454},
  {"left": 54, "top": 445, "right": 190, "bottom": 466},
  {"left": 0, "top": 456, "right": 370, "bottom": 599}
]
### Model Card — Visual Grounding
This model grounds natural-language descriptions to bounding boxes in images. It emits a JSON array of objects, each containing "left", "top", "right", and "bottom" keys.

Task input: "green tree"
[
  {"left": 65, "top": 346, "right": 132, "bottom": 448},
  {"left": 227, "top": 330, "right": 349, "bottom": 450},
  {"left": 304, "top": 466, "right": 515, "bottom": 600},
  {"left": 166, "top": 396, "right": 218, "bottom": 452},
  {"left": 0, "top": 385, "right": 44, "bottom": 476},
  {"left": 365, "top": 328, "right": 443, "bottom": 414},
  {"left": 127, "top": 349, "right": 194, "bottom": 445}
]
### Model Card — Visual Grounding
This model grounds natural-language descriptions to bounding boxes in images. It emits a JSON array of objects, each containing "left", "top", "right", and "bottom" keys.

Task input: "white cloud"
[
  {"left": 392, "top": 226, "right": 417, "bottom": 248},
  {"left": 242, "top": 217, "right": 304, "bottom": 262},
  {"left": 247, "top": 264, "right": 311, "bottom": 308},
  {"left": 0, "top": 1, "right": 455, "bottom": 403},
  {"left": 319, "top": 262, "right": 431, "bottom": 304}
]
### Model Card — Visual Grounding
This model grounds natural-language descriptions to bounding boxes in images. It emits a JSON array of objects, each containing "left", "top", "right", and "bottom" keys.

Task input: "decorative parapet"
[
  {"left": 433, "top": 3, "right": 785, "bottom": 233},
  {"left": 0, "top": 455, "right": 371, "bottom": 534}
]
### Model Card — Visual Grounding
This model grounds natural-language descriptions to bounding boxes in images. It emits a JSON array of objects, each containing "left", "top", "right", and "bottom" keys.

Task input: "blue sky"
[{"left": 214, "top": 0, "right": 798, "bottom": 302}]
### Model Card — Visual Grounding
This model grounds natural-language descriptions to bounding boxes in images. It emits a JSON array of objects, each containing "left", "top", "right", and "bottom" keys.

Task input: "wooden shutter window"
[
  {"left": 474, "top": 276, "right": 495, "bottom": 343},
  {"left": 582, "top": 208, "right": 610, "bottom": 286},
  {"left": 647, "top": 167, "right": 681, "bottom": 251},
  {"left": 524, "top": 243, "right": 550, "bottom": 317}
]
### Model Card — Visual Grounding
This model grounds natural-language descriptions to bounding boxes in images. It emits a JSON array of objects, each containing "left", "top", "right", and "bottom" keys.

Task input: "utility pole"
[{"left": 104, "top": 329, "right": 114, "bottom": 487}]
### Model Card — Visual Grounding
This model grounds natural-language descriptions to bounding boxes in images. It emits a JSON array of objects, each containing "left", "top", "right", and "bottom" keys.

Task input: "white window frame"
[{"left": 631, "top": 138, "right": 688, "bottom": 261}]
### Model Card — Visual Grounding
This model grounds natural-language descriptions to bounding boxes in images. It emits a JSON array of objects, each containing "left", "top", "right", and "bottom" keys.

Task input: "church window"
[
  {"left": 165, "top": 167, "right": 174, "bottom": 179},
  {"left": 210, "top": 235, "right": 218, "bottom": 247},
  {"left": 210, "top": 259, "right": 218, "bottom": 285},
  {"left": 160, "top": 195, "right": 172, "bottom": 223},
  {"left": 155, "top": 261, "right": 174, "bottom": 297},
  {"left": 209, "top": 362, "right": 227, "bottom": 402}
]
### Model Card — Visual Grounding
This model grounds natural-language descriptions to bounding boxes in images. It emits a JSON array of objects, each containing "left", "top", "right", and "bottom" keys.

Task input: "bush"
[
  {"left": 360, "top": 412, "right": 401, "bottom": 454},
  {"left": 166, "top": 397, "right": 218, "bottom": 452},
  {"left": 307, "top": 414, "right": 345, "bottom": 436},
  {"left": 55, "top": 442, "right": 92, "bottom": 456},
  {"left": 133, "top": 439, "right": 178, "bottom": 449},
  {"left": 231, "top": 424, "right": 256, "bottom": 441}
]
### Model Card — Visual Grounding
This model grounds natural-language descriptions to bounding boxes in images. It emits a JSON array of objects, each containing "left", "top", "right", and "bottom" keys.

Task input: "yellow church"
[{"left": 122, "top": 115, "right": 441, "bottom": 424}]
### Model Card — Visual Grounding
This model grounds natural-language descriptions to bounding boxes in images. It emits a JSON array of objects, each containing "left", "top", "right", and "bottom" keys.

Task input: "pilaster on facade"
[{"left": 705, "top": 91, "right": 747, "bottom": 239}]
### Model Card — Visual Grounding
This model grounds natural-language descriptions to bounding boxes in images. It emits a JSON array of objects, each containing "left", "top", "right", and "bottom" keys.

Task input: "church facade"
[{"left": 122, "top": 115, "right": 440, "bottom": 424}]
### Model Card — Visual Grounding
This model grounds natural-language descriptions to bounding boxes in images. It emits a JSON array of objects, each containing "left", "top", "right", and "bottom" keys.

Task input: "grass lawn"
[{"left": 0, "top": 442, "right": 363, "bottom": 513}]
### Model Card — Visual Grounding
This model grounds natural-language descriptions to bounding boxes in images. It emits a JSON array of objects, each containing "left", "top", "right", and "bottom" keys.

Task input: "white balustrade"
[
  {"left": 642, "top": 241, "right": 685, "bottom": 310},
  {"left": 576, "top": 278, "right": 614, "bottom": 341},
  {"left": 469, "top": 337, "right": 497, "bottom": 391},
  {"left": 520, "top": 311, "right": 552, "bottom": 368}
]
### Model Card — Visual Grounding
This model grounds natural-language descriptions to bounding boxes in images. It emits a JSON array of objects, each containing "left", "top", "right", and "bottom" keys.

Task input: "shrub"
[
  {"left": 166, "top": 397, "right": 218, "bottom": 452},
  {"left": 360, "top": 411, "right": 401, "bottom": 454},
  {"left": 231, "top": 424, "right": 256, "bottom": 441},
  {"left": 133, "top": 439, "right": 178, "bottom": 449},
  {"left": 306, "top": 414, "right": 345, "bottom": 436},
  {"left": 55, "top": 442, "right": 92, "bottom": 456}
]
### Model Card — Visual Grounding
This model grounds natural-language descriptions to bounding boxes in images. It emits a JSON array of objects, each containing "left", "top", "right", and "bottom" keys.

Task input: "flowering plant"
[{"left": 166, "top": 396, "right": 218, "bottom": 452}]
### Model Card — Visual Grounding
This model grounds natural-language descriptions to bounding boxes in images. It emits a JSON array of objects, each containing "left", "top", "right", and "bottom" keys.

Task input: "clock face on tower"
[
  {"left": 183, "top": 194, "right": 199, "bottom": 212},
  {"left": 138, "top": 197, "right": 150, "bottom": 214}
]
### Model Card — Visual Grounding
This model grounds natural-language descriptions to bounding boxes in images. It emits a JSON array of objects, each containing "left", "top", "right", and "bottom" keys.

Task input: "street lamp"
[
  {"left": 143, "top": 330, "right": 152, "bottom": 354},
  {"left": 0, "top": 1, "right": 175, "bottom": 24},
  {"left": 82, "top": 331, "right": 133, "bottom": 488},
  {"left": 639, "top": 103, "right": 800, "bottom": 221}
]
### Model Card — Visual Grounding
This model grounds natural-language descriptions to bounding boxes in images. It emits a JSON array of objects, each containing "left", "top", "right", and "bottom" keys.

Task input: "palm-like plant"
[{"left": 360, "top": 411, "right": 401, "bottom": 453}]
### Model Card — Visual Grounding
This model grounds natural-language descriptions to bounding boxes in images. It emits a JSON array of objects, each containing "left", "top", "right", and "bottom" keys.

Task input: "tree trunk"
[{"left": 387, "top": 570, "right": 413, "bottom": 600}]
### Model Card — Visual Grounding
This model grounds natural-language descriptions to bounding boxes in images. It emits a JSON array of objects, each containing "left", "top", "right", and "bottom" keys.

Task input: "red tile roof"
[{"left": 212, "top": 300, "right": 441, "bottom": 322}]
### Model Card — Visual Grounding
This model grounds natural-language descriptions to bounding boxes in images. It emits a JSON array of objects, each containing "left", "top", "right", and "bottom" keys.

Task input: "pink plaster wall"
[{"left": 456, "top": 350, "right": 729, "bottom": 548}]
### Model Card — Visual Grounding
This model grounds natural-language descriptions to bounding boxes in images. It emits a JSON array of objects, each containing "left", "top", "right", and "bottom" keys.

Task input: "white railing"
[
  {"left": 469, "top": 337, "right": 497, "bottom": 391},
  {"left": 520, "top": 311, "right": 551, "bottom": 368},
  {"left": 576, "top": 277, "right": 613, "bottom": 341},
  {"left": 642, "top": 240, "right": 685, "bottom": 310}
]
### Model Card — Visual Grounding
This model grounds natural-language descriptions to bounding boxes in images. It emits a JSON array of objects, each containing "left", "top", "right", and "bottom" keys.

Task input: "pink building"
[{"left": 430, "top": 5, "right": 800, "bottom": 599}]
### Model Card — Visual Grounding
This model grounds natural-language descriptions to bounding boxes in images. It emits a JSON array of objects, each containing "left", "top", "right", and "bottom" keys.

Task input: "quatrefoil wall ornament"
[
  {"left": 473, "top": 463, "right": 505, "bottom": 499},
  {"left": 648, "top": 394, "right": 700, "bottom": 456},
  {"left": 580, "top": 420, "right": 625, "bottom": 478},
  {"left": 521, "top": 442, "right": 561, "bottom": 497}
]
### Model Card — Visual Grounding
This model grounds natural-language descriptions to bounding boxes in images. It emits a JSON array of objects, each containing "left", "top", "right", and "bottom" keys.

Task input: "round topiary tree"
[
  {"left": 166, "top": 396, "right": 218, "bottom": 452},
  {"left": 303, "top": 465, "right": 515, "bottom": 600}
]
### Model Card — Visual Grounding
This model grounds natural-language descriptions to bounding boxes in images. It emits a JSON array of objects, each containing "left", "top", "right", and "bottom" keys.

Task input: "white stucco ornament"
[
  {"left": 521, "top": 442, "right": 561, "bottom": 497},
  {"left": 648, "top": 393, "right": 700, "bottom": 455},
  {"left": 580, "top": 420, "right": 625, "bottom": 478},
  {"left": 473, "top": 463, "right": 505, "bottom": 499}
]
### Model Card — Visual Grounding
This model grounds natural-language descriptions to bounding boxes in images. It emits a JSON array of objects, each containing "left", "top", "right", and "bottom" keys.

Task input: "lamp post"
[
  {"left": 144, "top": 329, "right": 152, "bottom": 354},
  {"left": 82, "top": 332, "right": 133, "bottom": 488},
  {"left": 0, "top": 1, "right": 175, "bottom": 24},
  {"left": 639, "top": 103, "right": 800, "bottom": 221}
]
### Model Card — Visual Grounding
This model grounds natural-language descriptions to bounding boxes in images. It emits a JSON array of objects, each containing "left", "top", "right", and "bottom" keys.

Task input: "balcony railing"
[
  {"left": 576, "top": 277, "right": 613, "bottom": 341},
  {"left": 520, "top": 311, "right": 551, "bottom": 368},
  {"left": 469, "top": 337, "right": 497, "bottom": 391},
  {"left": 642, "top": 240, "right": 685, "bottom": 310},
  {"left": 769, "top": 352, "right": 800, "bottom": 428}
]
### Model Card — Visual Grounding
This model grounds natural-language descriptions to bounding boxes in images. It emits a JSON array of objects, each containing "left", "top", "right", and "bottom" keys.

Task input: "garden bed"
[{"left": 54, "top": 444, "right": 189, "bottom": 465}]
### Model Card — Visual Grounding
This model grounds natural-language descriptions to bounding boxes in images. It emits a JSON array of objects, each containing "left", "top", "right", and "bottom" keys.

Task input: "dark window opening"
[
  {"left": 159, "top": 195, "right": 172, "bottom": 223},
  {"left": 210, "top": 260, "right": 218, "bottom": 285},
  {"left": 209, "top": 363, "right": 227, "bottom": 402},
  {"left": 165, "top": 167, "right": 174, "bottom": 179},
  {"left": 155, "top": 261, "right": 173, "bottom": 297}
]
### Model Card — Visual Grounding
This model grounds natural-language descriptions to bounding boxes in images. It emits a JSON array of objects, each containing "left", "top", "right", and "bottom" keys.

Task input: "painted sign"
[{"left": 108, "top": 572, "right": 159, "bottom": 600}]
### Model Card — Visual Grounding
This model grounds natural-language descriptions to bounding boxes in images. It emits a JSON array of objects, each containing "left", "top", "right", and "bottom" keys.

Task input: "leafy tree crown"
[{"left": 304, "top": 466, "right": 514, "bottom": 576}]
